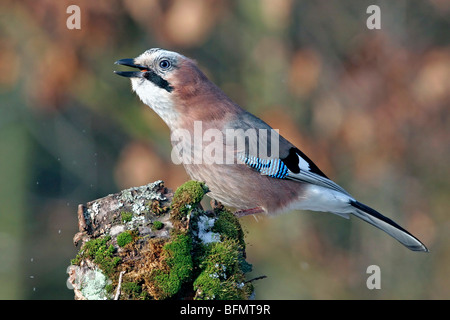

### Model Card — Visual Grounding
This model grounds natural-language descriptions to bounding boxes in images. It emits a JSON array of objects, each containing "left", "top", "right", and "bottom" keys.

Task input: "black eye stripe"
[{"left": 143, "top": 70, "right": 173, "bottom": 93}]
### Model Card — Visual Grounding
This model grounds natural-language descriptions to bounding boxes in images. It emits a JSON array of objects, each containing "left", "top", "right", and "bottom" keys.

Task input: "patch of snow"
[{"left": 197, "top": 215, "right": 220, "bottom": 244}]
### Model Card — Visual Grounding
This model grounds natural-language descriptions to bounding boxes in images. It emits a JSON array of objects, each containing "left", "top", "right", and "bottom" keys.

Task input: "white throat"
[{"left": 131, "top": 78, "right": 179, "bottom": 129}]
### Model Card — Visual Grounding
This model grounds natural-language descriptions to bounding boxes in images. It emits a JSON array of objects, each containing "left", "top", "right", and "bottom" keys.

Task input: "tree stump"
[{"left": 67, "top": 180, "right": 254, "bottom": 300}]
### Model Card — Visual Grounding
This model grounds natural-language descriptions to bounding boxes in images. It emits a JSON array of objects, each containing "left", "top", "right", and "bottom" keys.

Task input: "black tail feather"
[{"left": 349, "top": 200, "right": 428, "bottom": 252}]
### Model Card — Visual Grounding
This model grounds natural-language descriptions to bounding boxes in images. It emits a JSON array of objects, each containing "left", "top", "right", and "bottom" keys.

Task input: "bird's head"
[
  {"left": 115, "top": 48, "right": 182, "bottom": 92},
  {"left": 115, "top": 48, "right": 205, "bottom": 127},
  {"left": 115, "top": 48, "right": 242, "bottom": 129}
]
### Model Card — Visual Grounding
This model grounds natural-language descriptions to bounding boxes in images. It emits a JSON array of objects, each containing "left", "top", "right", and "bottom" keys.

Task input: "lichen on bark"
[{"left": 67, "top": 180, "right": 254, "bottom": 300}]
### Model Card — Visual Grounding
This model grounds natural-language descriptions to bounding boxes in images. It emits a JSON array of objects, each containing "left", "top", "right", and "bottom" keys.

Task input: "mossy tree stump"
[{"left": 67, "top": 180, "right": 254, "bottom": 300}]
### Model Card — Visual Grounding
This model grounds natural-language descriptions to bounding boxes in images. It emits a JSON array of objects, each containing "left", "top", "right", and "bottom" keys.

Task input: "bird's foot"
[{"left": 234, "top": 207, "right": 264, "bottom": 218}]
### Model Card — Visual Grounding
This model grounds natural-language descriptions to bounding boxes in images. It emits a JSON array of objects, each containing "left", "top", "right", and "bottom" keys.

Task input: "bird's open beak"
[{"left": 114, "top": 59, "right": 148, "bottom": 78}]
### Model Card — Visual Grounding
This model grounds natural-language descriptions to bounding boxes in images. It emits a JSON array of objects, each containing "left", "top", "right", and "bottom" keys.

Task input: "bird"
[{"left": 114, "top": 48, "right": 428, "bottom": 252}]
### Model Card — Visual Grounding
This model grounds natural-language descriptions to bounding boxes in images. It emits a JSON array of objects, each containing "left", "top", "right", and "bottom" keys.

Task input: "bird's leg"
[
  {"left": 234, "top": 207, "right": 265, "bottom": 218},
  {"left": 210, "top": 199, "right": 264, "bottom": 218}
]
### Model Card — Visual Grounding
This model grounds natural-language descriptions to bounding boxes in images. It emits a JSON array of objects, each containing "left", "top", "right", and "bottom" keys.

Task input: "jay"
[{"left": 115, "top": 48, "right": 428, "bottom": 252}]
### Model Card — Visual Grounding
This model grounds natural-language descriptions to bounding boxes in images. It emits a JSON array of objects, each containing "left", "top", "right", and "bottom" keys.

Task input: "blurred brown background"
[{"left": 0, "top": 0, "right": 448, "bottom": 299}]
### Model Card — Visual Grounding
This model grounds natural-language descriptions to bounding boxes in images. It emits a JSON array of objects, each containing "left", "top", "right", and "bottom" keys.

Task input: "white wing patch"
[
  {"left": 298, "top": 154, "right": 310, "bottom": 172},
  {"left": 239, "top": 151, "right": 351, "bottom": 197}
]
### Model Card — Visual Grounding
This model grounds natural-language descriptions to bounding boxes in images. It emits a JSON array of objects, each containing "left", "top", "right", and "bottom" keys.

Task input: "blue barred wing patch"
[
  {"left": 239, "top": 154, "right": 289, "bottom": 179},
  {"left": 238, "top": 151, "right": 352, "bottom": 196}
]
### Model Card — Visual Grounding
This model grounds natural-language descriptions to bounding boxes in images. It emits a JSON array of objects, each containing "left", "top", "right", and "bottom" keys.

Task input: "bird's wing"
[
  {"left": 237, "top": 147, "right": 352, "bottom": 197},
  {"left": 224, "top": 111, "right": 351, "bottom": 196}
]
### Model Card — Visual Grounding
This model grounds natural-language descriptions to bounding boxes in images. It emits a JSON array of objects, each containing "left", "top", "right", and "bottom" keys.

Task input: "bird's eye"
[{"left": 159, "top": 59, "right": 171, "bottom": 69}]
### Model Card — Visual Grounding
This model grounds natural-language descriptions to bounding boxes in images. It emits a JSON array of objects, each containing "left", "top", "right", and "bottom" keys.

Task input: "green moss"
[
  {"left": 152, "top": 220, "right": 164, "bottom": 230},
  {"left": 171, "top": 181, "right": 208, "bottom": 221},
  {"left": 121, "top": 282, "right": 140, "bottom": 299},
  {"left": 121, "top": 282, "right": 150, "bottom": 300},
  {"left": 194, "top": 273, "right": 250, "bottom": 300},
  {"left": 71, "top": 256, "right": 81, "bottom": 266},
  {"left": 173, "top": 180, "right": 208, "bottom": 204},
  {"left": 164, "top": 233, "right": 193, "bottom": 280},
  {"left": 212, "top": 208, "right": 245, "bottom": 247},
  {"left": 105, "top": 283, "right": 115, "bottom": 295},
  {"left": 117, "top": 231, "right": 134, "bottom": 247},
  {"left": 151, "top": 233, "right": 193, "bottom": 299},
  {"left": 152, "top": 271, "right": 183, "bottom": 299},
  {"left": 71, "top": 236, "right": 121, "bottom": 278},
  {"left": 193, "top": 239, "right": 252, "bottom": 300},
  {"left": 121, "top": 211, "right": 133, "bottom": 223}
]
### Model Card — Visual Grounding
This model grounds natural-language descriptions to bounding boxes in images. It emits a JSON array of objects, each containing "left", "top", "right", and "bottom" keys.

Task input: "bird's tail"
[{"left": 349, "top": 200, "right": 428, "bottom": 252}]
